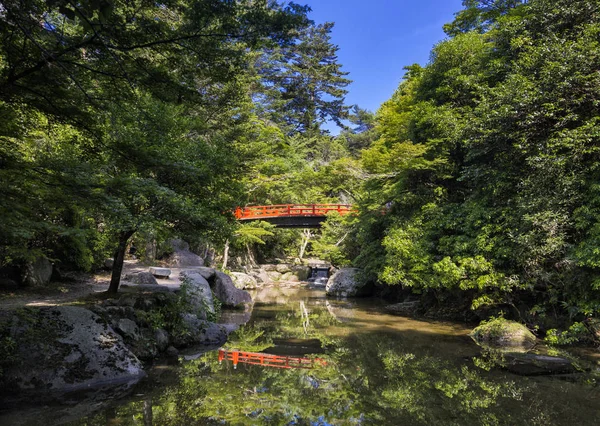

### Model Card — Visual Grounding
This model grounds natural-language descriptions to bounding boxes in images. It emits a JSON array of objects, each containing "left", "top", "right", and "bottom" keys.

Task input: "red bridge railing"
[
  {"left": 218, "top": 349, "right": 326, "bottom": 370},
  {"left": 234, "top": 204, "right": 353, "bottom": 220}
]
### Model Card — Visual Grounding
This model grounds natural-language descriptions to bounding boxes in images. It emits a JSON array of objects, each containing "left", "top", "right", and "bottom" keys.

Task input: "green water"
[{"left": 4, "top": 286, "right": 600, "bottom": 425}]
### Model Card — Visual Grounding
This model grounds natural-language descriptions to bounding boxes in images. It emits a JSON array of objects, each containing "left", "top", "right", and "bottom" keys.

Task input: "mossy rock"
[{"left": 471, "top": 318, "right": 536, "bottom": 349}]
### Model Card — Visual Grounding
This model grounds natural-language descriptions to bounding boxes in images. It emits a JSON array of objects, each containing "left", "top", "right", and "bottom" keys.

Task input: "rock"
[
  {"left": 149, "top": 267, "right": 171, "bottom": 278},
  {"left": 211, "top": 272, "right": 253, "bottom": 309},
  {"left": 385, "top": 301, "right": 420, "bottom": 316},
  {"left": 21, "top": 256, "right": 53, "bottom": 287},
  {"left": 155, "top": 329, "right": 170, "bottom": 352},
  {"left": 123, "top": 272, "right": 158, "bottom": 285},
  {"left": 1, "top": 306, "right": 145, "bottom": 395},
  {"left": 326, "top": 268, "right": 372, "bottom": 298},
  {"left": 120, "top": 284, "right": 171, "bottom": 293},
  {"left": 267, "top": 271, "right": 282, "bottom": 282},
  {"left": 165, "top": 239, "right": 204, "bottom": 267},
  {"left": 275, "top": 264, "right": 292, "bottom": 274},
  {"left": 171, "top": 314, "right": 227, "bottom": 347},
  {"left": 230, "top": 272, "right": 258, "bottom": 290},
  {"left": 170, "top": 238, "right": 190, "bottom": 251},
  {"left": 471, "top": 318, "right": 536, "bottom": 349},
  {"left": 115, "top": 318, "right": 139, "bottom": 339},
  {"left": 180, "top": 270, "right": 214, "bottom": 319},
  {"left": 291, "top": 265, "right": 311, "bottom": 281},
  {"left": 250, "top": 269, "right": 271, "bottom": 285},
  {"left": 501, "top": 353, "right": 578, "bottom": 376},
  {"left": 196, "top": 267, "right": 216, "bottom": 281},
  {"left": 281, "top": 272, "right": 300, "bottom": 282},
  {"left": 165, "top": 346, "right": 179, "bottom": 357},
  {"left": 104, "top": 258, "right": 114, "bottom": 270}
]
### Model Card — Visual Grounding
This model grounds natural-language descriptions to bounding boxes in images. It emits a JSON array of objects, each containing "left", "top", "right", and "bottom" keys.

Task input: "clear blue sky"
[{"left": 303, "top": 0, "right": 464, "bottom": 115}]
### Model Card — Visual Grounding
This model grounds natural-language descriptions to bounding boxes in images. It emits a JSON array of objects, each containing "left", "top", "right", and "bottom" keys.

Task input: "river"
[{"left": 2, "top": 285, "right": 600, "bottom": 425}]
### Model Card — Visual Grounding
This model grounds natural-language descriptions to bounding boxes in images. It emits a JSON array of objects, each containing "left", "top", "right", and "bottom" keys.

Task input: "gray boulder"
[
  {"left": 1, "top": 306, "right": 145, "bottom": 394},
  {"left": 123, "top": 272, "right": 158, "bottom": 285},
  {"left": 502, "top": 353, "right": 578, "bottom": 376},
  {"left": 171, "top": 314, "right": 227, "bottom": 347},
  {"left": 291, "top": 265, "right": 311, "bottom": 281},
  {"left": 196, "top": 267, "right": 216, "bottom": 281},
  {"left": 104, "top": 258, "right": 114, "bottom": 270},
  {"left": 149, "top": 267, "right": 171, "bottom": 278},
  {"left": 230, "top": 272, "right": 258, "bottom": 290},
  {"left": 21, "top": 256, "right": 53, "bottom": 287},
  {"left": 115, "top": 318, "right": 139, "bottom": 339},
  {"left": 211, "top": 272, "right": 252, "bottom": 309},
  {"left": 180, "top": 270, "right": 214, "bottom": 319},
  {"left": 165, "top": 239, "right": 204, "bottom": 267},
  {"left": 326, "top": 268, "right": 372, "bottom": 297},
  {"left": 250, "top": 269, "right": 271, "bottom": 285},
  {"left": 155, "top": 329, "right": 170, "bottom": 352}
]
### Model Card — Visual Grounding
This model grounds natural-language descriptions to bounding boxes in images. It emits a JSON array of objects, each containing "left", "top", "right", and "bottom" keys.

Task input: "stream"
[{"left": 2, "top": 285, "right": 600, "bottom": 425}]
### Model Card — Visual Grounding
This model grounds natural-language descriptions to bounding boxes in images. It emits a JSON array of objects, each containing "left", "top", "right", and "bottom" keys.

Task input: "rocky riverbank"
[{"left": 0, "top": 267, "right": 252, "bottom": 405}]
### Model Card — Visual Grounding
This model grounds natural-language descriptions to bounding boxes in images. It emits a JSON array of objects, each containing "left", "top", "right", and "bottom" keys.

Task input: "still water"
[{"left": 5, "top": 286, "right": 600, "bottom": 425}]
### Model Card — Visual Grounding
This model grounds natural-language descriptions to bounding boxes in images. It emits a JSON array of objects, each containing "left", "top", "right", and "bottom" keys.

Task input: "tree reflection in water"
[{"left": 74, "top": 303, "right": 599, "bottom": 426}]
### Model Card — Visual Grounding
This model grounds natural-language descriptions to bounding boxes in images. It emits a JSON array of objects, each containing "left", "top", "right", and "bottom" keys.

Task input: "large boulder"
[
  {"left": 326, "top": 268, "right": 372, "bottom": 298},
  {"left": 211, "top": 272, "right": 252, "bottom": 309},
  {"left": 196, "top": 267, "right": 216, "bottom": 281},
  {"left": 171, "top": 314, "right": 228, "bottom": 347},
  {"left": 164, "top": 239, "right": 204, "bottom": 267},
  {"left": 250, "top": 269, "right": 271, "bottom": 285},
  {"left": 471, "top": 318, "right": 536, "bottom": 349},
  {"left": 0, "top": 306, "right": 145, "bottom": 396},
  {"left": 21, "top": 256, "right": 53, "bottom": 287},
  {"left": 180, "top": 270, "right": 215, "bottom": 319},
  {"left": 230, "top": 272, "right": 258, "bottom": 290},
  {"left": 501, "top": 353, "right": 578, "bottom": 376},
  {"left": 123, "top": 271, "right": 158, "bottom": 285}
]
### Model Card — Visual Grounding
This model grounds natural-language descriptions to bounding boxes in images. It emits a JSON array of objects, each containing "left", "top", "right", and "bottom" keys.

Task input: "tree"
[
  {"left": 0, "top": 1, "right": 312, "bottom": 292},
  {"left": 255, "top": 22, "right": 351, "bottom": 135}
]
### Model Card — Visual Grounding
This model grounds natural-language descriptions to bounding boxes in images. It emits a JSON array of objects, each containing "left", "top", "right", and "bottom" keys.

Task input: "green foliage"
[
  {"left": 544, "top": 322, "right": 589, "bottom": 346},
  {"left": 352, "top": 0, "right": 600, "bottom": 324}
]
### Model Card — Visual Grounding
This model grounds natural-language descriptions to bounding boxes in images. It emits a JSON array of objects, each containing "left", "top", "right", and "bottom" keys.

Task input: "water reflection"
[{"left": 12, "top": 287, "right": 600, "bottom": 425}]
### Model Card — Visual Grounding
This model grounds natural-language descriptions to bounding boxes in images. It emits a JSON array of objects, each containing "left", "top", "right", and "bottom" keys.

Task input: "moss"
[{"left": 471, "top": 317, "right": 536, "bottom": 349}]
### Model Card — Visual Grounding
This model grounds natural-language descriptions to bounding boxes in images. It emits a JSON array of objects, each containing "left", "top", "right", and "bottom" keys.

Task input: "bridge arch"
[{"left": 234, "top": 204, "right": 353, "bottom": 228}]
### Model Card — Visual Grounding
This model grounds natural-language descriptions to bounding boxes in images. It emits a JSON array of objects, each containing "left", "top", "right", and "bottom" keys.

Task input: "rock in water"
[
  {"left": 21, "top": 256, "right": 52, "bottom": 287},
  {"left": 471, "top": 318, "right": 536, "bottom": 349},
  {"left": 180, "top": 270, "right": 215, "bottom": 319},
  {"left": 171, "top": 314, "right": 228, "bottom": 347},
  {"left": 211, "top": 272, "right": 252, "bottom": 309},
  {"left": 326, "top": 268, "right": 372, "bottom": 297},
  {"left": 230, "top": 272, "right": 258, "bottom": 290},
  {"left": 0, "top": 306, "right": 145, "bottom": 395}
]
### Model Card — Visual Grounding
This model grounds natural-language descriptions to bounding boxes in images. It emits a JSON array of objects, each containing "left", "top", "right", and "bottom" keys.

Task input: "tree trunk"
[
  {"left": 108, "top": 229, "right": 135, "bottom": 294},
  {"left": 222, "top": 239, "right": 230, "bottom": 270},
  {"left": 299, "top": 229, "right": 312, "bottom": 260}
]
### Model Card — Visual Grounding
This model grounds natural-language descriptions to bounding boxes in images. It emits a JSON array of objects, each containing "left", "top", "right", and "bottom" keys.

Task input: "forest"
[{"left": 1, "top": 0, "right": 600, "bottom": 340}]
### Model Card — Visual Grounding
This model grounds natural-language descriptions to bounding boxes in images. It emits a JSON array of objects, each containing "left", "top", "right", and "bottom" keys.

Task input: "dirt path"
[{"left": 0, "top": 261, "right": 185, "bottom": 310}]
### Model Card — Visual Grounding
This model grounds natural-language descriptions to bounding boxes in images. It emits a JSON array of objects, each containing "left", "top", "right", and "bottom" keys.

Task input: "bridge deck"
[{"left": 235, "top": 204, "right": 353, "bottom": 220}]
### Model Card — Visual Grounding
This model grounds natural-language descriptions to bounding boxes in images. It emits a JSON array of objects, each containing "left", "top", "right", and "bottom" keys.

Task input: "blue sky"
[{"left": 302, "top": 0, "right": 465, "bottom": 116}]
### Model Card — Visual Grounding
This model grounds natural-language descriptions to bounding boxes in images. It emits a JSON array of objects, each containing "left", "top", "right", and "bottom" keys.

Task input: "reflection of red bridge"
[
  {"left": 234, "top": 204, "right": 354, "bottom": 228},
  {"left": 218, "top": 349, "right": 326, "bottom": 369}
]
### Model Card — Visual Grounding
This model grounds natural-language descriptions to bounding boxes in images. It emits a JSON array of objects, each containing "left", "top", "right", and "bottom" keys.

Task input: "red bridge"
[
  {"left": 234, "top": 204, "right": 353, "bottom": 228},
  {"left": 218, "top": 349, "right": 326, "bottom": 370}
]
